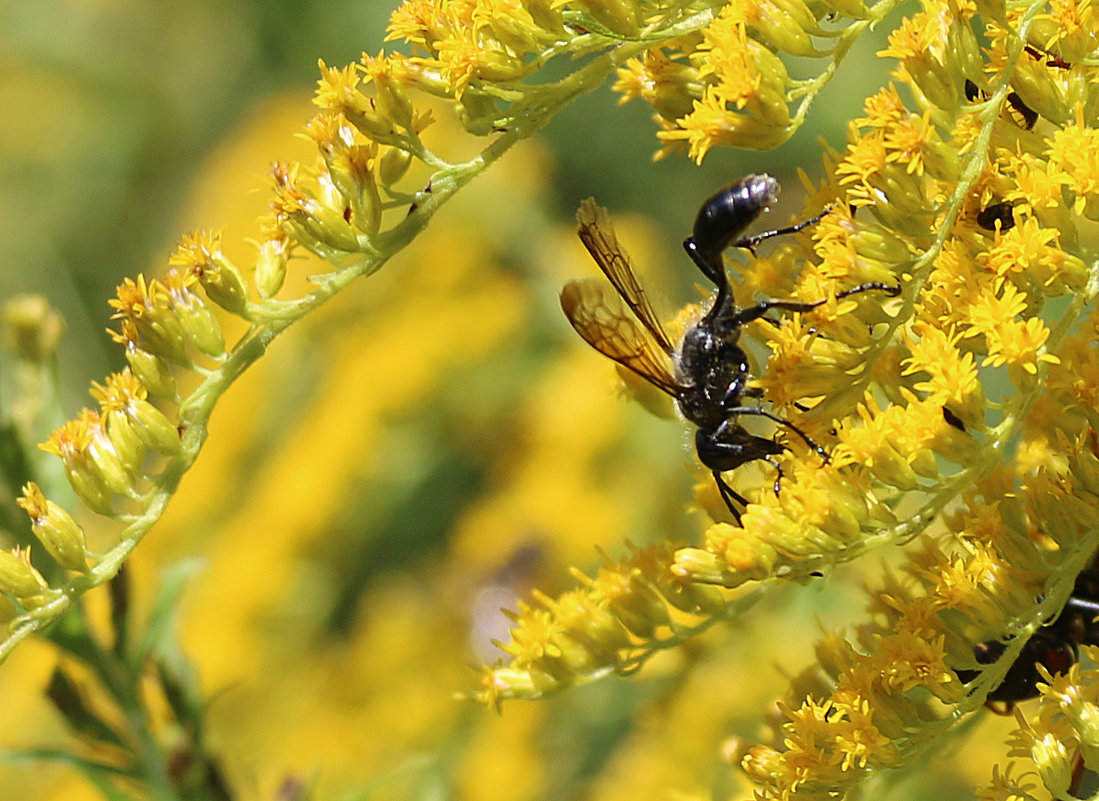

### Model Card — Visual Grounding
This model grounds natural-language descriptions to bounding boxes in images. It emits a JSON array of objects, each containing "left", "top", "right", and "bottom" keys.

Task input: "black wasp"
[
  {"left": 957, "top": 552, "right": 1099, "bottom": 707},
  {"left": 560, "top": 175, "right": 899, "bottom": 523}
]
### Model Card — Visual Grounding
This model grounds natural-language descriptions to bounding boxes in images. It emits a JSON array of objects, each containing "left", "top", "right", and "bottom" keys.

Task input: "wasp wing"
[
  {"left": 576, "top": 198, "right": 675, "bottom": 355},
  {"left": 561, "top": 278, "right": 681, "bottom": 397}
]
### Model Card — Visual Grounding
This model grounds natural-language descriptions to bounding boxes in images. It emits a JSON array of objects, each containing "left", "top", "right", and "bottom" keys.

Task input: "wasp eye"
[{"left": 690, "top": 174, "right": 778, "bottom": 256}]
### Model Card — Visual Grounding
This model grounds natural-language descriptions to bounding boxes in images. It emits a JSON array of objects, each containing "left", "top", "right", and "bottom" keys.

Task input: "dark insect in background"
[
  {"left": 954, "top": 550, "right": 1099, "bottom": 797},
  {"left": 956, "top": 551, "right": 1099, "bottom": 707},
  {"left": 560, "top": 174, "right": 899, "bottom": 522},
  {"left": 963, "top": 78, "right": 1039, "bottom": 130}
]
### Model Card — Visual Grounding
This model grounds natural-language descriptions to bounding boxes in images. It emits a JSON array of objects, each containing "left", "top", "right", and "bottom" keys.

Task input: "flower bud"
[
  {"left": 287, "top": 196, "right": 362, "bottom": 253},
  {"left": 571, "top": 0, "right": 640, "bottom": 37},
  {"left": 255, "top": 235, "right": 290, "bottom": 299},
  {"left": 378, "top": 146, "right": 413, "bottom": 187},
  {"left": 17, "top": 484, "right": 88, "bottom": 571},
  {"left": 1031, "top": 732, "right": 1074, "bottom": 799},
  {"left": 0, "top": 547, "right": 50, "bottom": 599},
  {"left": 169, "top": 233, "right": 250, "bottom": 316},
  {"left": 1, "top": 294, "right": 64, "bottom": 361},
  {"left": 113, "top": 322, "right": 177, "bottom": 399},
  {"left": 197, "top": 260, "right": 249, "bottom": 315},
  {"left": 41, "top": 415, "right": 116, "bottom": 515},
  {"left": 1012, "top": 61, "right": 1070, "bottom": 126},
  {"left": 85, "top": 431, "right": 133, "bottom": 496},
  {"left": 373, "top": 73, "right": 415, "bottom": 132},
  {"left": 129, "top": 399, "right": 181, "bottom": 455},
  {"left": 66, "top": 464, "right": 115, "bottom": 515},
  {"left": 104, "top": 410, "right": 146, "bottom": 474},
  {"left": 176, "top": 294, "right": 226, "bottom": 359}
]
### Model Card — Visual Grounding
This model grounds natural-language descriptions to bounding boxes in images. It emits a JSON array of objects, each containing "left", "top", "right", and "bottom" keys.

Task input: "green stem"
[
  {"left": 0, "top": 30, "right": 672, "bottom": 665},
  {"left": 48, "top": 604, "right": 179, "bottom": 799}
]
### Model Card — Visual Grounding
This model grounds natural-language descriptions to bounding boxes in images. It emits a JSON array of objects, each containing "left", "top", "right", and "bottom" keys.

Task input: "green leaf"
[
  {"left": 129, "top": 557, "right": 202, "bottom": 668},
  {"left": 0, "top": 746, "right": 140, "bottom": 801},
  {"left": 45, "top": 668, "right": 126, "bottom": 750}
]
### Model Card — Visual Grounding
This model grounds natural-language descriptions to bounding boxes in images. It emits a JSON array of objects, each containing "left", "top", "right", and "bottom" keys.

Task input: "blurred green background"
[{"left": 0, "top": 2, "right": 1017, "bottom": 800}]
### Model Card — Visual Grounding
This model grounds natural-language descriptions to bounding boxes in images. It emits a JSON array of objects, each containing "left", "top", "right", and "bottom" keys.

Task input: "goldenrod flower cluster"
[
  {"left": 475, "top": 0, "right": 1099, "bottom": 798},
  {"left": 978, "top": 651, "right": 1099, "bottom": 798},
  {"left": 616, "top": 0, "right": 900, "bottom": 159},
  {"left": 1, "top": 0, "right": 724, "bottom": 658},
  {"left": 6, "top": 0, "right": 1099, "bottom": 798},
  {"left": 1, "top": 0, "right": 863, "bottom": 658}
]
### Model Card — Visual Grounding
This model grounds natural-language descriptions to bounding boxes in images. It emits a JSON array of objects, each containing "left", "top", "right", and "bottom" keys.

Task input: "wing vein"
[{"left": 576, "top": 199, "right": 675, "bottom": 355}]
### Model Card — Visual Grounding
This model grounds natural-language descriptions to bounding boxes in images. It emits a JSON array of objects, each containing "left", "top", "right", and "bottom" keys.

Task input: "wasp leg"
[
  {"left": 733, "top": 205, "right": 834, "bottom": 254},
  {"left": 743, "top": 385, "right": 809, "bottom": 410},
  {"left": 1064, "top": 596, "right": 1099, "bottom": 618},
  {"left": 713, "top": 472, "right": 748, "bottom": 524},
  {"left": 717, "top": 407, "right": 828, "bottom": 463},
  {"left": 730, "top": 281, "right": 901, "bottom": 327},
  {"left": 710, "top": 451, "right": 783, "bottom": 523},
  {"left": 764, "top": 457, "right": 784, "bottom": 494}
]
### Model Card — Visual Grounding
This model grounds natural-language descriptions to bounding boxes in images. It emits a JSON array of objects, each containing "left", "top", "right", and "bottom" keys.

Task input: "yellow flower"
[
  {"left": 613, "top": 50, "right": 700, "bottom": 123},
  {"left": 903, "top": 322, "right": 985, "bottom": 427},
  {"left": 90, "top": 370, "right": 181, "bottom": 458},
  {"left": 1046, "top": 107, "right": 1099, "bottom": 217},
  {"left": 15, "top": 484, "right": 88, "bottom": 572},
  {"left": 40, "top": 410, "right": 124, "bottom": 514},
  {"left": 0, "top": 547, "right": 57, "bottom": 609},
  {"left": 978, "top": 762, "right": 1039, "bottom": 801},
  {"left": 657, "top": 13, "right": 795, "bottom": 160},
  {"left": 169, "top": 231, "right": 250, "bottom": 314},
  {"left": 17, "top": 1, "right": 1099, "bottom": 799}
]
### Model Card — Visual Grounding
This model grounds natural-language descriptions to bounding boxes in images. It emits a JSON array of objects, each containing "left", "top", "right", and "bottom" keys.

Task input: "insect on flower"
[
  {"left": 560, "top": 175, "right": 900, "bottom": 523},
  {"left": 963, "top": 79, "right": 1039, "bottom": 130},
  {"left": 958, "top": 552, "right": 1099, "bottom": 708},
  {"left": 976, "top": 201, "right": 1016, "bottom": 232}
]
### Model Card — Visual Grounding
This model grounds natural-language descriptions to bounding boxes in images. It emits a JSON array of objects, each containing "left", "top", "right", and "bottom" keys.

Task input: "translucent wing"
[
  {"left": 560, "top": 278, "right": 681, "bottom": 397},
  {"left": 576, "top": 198, "right": 675, "bottom": 355}
]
